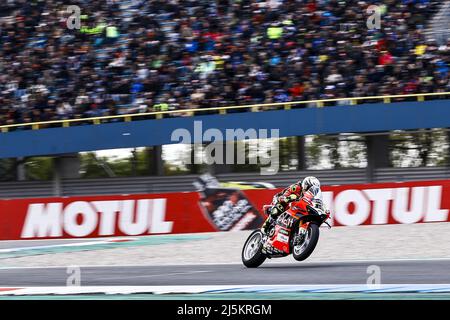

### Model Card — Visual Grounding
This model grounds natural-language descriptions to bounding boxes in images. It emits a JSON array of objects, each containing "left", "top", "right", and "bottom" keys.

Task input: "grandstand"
[{"left": 0, "top": 0, "right": 448, "bottom": 126}]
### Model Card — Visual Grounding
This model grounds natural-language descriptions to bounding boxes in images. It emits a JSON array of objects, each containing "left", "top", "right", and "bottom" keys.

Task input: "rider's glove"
[{"left": 280, "top": 194, "right": 298, "bottom": 203}]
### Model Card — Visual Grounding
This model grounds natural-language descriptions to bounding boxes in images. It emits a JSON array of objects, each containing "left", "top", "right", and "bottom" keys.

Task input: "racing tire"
[
  {"left": 292, "top": 222, "right": 320, "bottom": 261},
  {"left": 242, "top": 230, "right": 267, "bottom": 268}
]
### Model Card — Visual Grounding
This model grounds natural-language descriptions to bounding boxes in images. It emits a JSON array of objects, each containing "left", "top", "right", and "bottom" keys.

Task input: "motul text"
[
  {"left": 324, "top": 185, "right": 448, "bottom": 226},
  {"left": 21, "top": 199, "right": 173, "bottom": 238}
]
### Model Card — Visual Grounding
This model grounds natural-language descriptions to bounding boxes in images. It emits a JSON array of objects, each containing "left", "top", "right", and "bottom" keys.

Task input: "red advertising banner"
[
  {"left": 0, "top": 192, "right": 214, "bottom": 240},
  {"left": 247, "top": 179, "right": 450, "bottom": 227},
  {"left": 0, "top": 179, "right": 449, "bottom": 240}
]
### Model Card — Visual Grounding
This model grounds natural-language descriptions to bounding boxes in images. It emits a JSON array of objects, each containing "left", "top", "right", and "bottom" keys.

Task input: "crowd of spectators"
[{"left": 0, "top": 0, "right": 449, "bottom": 127}]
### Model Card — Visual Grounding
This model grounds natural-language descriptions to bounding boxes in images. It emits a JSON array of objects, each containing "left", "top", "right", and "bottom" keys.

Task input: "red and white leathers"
[
  {"left": 271, "top": 183, "right": 303, "bottom": 214},
  {"left": 261, "top": 182, "right": 303, "bottom": 232},
  {"left": 261, "top": 176, "right": 323, "bottom": 233}
]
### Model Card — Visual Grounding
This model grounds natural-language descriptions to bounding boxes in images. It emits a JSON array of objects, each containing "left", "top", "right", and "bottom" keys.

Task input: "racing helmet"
[{"left": 300, "top": 176, "right": 320, "bottom": 192}]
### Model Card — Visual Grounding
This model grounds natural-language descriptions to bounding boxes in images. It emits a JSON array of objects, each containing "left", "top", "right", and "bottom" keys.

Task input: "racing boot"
[
  {"left": 260, "top": 215, "right": 275, "bottom": 235},
  {"left": 260, "top": 205, "right": 282, "bottom": 234}
]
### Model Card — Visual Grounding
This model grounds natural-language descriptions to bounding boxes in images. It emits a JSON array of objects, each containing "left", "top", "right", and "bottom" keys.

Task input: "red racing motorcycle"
[{"left": 242, "top": 186, "right": 331, "bottom": 268}]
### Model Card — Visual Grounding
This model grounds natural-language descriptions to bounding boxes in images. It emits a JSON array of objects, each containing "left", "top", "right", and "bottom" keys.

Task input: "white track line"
[
  {"left": 96, "top": 270, "right": 211, "bottom": 281},
  {"left": 1, "top": 284, "right": 450, "bottom": 296},
  {"left": 0, "top": 238, "right": 138, "bottom": 253},
  {"left": 1, "top": 257, "right": 450, "bottom": 270}
]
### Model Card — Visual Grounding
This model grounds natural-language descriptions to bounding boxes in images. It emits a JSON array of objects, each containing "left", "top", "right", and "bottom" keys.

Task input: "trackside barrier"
[
  {"left": 0, "top": 179, "right": 449, "bottom": 240},
  {"left": 1, "top": 92, "right": 449, "bottom": 132}
]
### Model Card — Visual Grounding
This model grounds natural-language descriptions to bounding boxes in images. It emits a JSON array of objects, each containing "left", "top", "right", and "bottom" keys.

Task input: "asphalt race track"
[{"left": 1, "top": 259, "right": 449, "bottom": 286}]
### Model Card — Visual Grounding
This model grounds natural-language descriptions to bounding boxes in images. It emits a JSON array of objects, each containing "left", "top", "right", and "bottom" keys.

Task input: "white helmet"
[{"left": 301, "top": 176, "right": 320, "bottom": 192}]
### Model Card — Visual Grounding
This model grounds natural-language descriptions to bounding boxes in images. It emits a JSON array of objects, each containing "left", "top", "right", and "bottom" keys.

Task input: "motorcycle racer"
[{"left": 260, "top": 176, "right": 322, "bottom": 234}]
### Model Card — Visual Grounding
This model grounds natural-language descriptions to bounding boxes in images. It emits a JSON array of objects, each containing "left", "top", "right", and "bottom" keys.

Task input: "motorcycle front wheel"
[
  {"left": 292, "top": 222, "right": 320, "bottom": 261},
  {"left": 242, "top": 230, "right": 267, "bottom": 268}
]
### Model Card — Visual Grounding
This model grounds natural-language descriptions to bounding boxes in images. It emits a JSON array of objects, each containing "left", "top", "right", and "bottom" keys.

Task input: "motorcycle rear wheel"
[
  {"left": 292, "top": 223, "right": 320, "bottom": 261},
  {"left": 242, "top": 230, "right": 267, "bottom": 268}
]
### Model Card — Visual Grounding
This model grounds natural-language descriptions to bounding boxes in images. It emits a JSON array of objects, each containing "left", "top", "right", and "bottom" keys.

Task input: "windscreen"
[{"left": 308, "top": 186, "right": 324, "bottom": 210}]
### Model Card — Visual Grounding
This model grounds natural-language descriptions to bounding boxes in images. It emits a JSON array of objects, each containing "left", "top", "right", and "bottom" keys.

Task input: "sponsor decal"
[
  {"left": 276, "top": 233, "right": 289, "bottom": 243},
  {"left": 194, "top": 174, "right": 264, "bottom": 231},
  {"left": 278, "top": 215, "right": 294, "bottom": 229}
]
